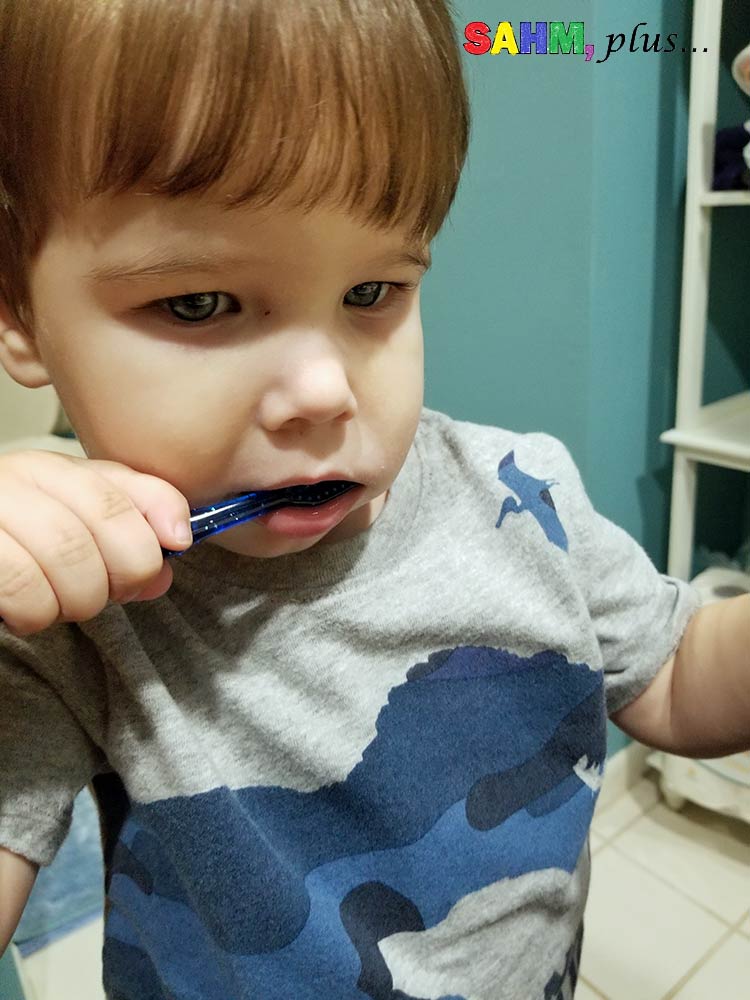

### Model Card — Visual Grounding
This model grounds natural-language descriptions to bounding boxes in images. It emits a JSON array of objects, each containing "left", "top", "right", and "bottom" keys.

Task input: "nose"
[{"left": 257, "top": 338, "right": 357, "bottom": 431}]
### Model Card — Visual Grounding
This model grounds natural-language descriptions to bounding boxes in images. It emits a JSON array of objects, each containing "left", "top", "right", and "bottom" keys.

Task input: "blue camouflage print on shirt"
[{"left": 102, "top": 645, "right": 605, "bottom": 999}]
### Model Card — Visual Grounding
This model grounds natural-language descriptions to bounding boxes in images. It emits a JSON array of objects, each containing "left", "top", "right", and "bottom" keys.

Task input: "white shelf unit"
[
  {"left": 652, "top": 0, "right": 750, "bottom": 824},
  {"left": 661, "top": 0, "right": 750, "bottom": 580},
  {"left": 662, "top": 389, "right": 750, "bottom": 471}
]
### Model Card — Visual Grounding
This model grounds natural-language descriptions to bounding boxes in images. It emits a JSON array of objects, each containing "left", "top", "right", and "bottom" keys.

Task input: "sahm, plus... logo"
[{"left": 463, "top": 21, "right": 690, "bottom": 64}]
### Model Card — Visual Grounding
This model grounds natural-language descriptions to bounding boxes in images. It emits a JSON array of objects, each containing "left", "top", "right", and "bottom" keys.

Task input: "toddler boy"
[{"left": 0, "top": 2, "right": 747, "bottom": 998}]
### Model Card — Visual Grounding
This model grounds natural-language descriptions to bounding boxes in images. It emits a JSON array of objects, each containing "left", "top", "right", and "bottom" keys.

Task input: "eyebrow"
[{"left": 84, "top": 245, "right": 432, "bottom": 285}]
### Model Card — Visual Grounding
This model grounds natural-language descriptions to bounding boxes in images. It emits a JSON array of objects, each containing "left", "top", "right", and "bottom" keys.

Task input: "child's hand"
[{"left": 0, "top": 450, "right": 193, "bottom": 636}]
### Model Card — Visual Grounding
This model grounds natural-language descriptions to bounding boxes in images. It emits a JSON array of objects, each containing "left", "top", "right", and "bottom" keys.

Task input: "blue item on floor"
[{"left": 12, "top": 786, "right": 104, "bottom": 958}]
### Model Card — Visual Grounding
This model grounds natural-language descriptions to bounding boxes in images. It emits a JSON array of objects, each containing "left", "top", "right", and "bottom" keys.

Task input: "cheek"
[
  {"left": 48, "top": 335, "right": 239, "bottom": 475},
  {"left": 374, "top": 315, "right": 423, "bottom": 400},
  {"left": 348, "top": 317, "right": 423, "bottom": 432},
  {"left": 367, "top": 307, "right": 423, "bottom": 371}
]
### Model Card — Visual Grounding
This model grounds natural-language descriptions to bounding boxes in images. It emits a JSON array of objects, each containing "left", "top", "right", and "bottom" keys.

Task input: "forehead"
[
  {"left": 37, "top": 188, "right": 429, "bottom": 287},
  {"left": 54, "top": 184, "right": 412, "bottom": 243}
]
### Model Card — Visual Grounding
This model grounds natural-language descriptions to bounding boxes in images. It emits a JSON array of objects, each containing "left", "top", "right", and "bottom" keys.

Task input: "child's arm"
[
  {"left": 610, "top": 594, "right": 750, "bottom": 758},
  {"left": 0, "top": 846, "right": 38, "bottom": 956}
]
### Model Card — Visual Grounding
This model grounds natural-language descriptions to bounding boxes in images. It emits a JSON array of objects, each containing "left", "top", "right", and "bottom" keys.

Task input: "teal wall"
[{"left": 422, "top": 3, "right": 748, "bottom": 756}]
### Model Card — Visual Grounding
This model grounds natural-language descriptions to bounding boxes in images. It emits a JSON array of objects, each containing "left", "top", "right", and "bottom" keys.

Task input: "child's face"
[{"left": 5, "top": 191, "right": 428, "bottom": 557}]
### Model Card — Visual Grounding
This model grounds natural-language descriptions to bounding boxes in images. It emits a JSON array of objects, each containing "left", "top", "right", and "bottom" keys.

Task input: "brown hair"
[{"left": 0, "top": 0, "right": 471, "bottom": 337}]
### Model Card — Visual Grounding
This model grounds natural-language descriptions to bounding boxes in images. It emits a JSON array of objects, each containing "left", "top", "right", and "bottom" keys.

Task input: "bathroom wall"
[
  {"left": 422, "top": 1, "right": 747, "bottom": 755},
  {"left": 0, "top": 367, "right": 58, "bottom": 443}
]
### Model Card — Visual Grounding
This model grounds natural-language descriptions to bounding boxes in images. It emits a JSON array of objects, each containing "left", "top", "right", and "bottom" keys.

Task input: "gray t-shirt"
[{"left": 0, "top": 406, "right": 699, "bottom": 1000}]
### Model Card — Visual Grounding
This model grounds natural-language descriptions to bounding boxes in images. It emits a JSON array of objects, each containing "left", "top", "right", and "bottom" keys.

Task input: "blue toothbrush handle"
[
  {"left": 161, "top": 481, "right": 358, "bottom": 557},
  {"left": 161, "top": 490, "right": 282, "bottom": 557}
]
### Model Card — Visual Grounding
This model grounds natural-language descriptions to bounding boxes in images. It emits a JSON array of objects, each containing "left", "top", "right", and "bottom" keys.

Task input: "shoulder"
[
  {"left": 417, "top": 407, "right": 585, "bottom": 488},
  {"left": 416, "top": 408, "right": 594, "bottom": 554}
]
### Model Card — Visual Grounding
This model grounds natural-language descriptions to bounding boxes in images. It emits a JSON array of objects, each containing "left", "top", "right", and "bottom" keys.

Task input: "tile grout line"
[
  {"left": 587, "top": 829, "right": 737, "bottom": 1000},
  {"left": 591, "top": 780, "right": 750, "bottom": 998},
  {"left": 658, "top": 923, "right": 737, "bottom": 1000},
  {"left": 578, "top": 972, "right": 610, "bottom": 999},
  {"left": 590, "top": 797, "right": 662, "bottom": 857},
  {"left": 593, "top": 791, "right": 750, "bottom": 931},
  {"left": 604, "top": 838, "right": 742, "bottom": 929},
  {"left": 591, "top": 778, "right": 664, "bottom": 839}
]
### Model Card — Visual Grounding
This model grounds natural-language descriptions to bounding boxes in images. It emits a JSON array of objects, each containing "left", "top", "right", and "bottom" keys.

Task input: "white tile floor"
[
  {"left": 582, "top": 769, "right": 750, "bottom": 1000},
  {"left": 11, "top": 767, "right": 750, "bottom": 1000}
]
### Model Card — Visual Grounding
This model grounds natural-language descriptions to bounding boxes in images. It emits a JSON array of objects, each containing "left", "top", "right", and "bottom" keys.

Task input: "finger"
[
  {"left": 82, "top": 459, "right": 193, "bottom": 553},
  {"left": 0, "top": 478, "right": 113, "bottom": 619},
  {"left": 0, "top": 526, "right": 62, "bottom": 635},
  {"left": 14, "top": 449, "right": 193, "bottom": 554},
  {"left": 20, "top": 456, "right": 187, "bottom": 600},
  {"left": 123, "top": 560, "right": 174, "bottom": 604}
]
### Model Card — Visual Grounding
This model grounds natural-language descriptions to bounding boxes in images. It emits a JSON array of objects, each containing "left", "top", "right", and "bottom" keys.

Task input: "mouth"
[
  {"left": 235, "top": 479, "right": 362, "bottom": 507},
  {"left": 254, "top": 480, "right": 366, "bottom": 537}
]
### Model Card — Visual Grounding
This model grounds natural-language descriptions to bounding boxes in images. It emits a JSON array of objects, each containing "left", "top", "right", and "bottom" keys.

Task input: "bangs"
[
  {"left": 23, "top": 0, "right": 467, "bottom": 241},
  {"left": 0, "top": 0, "right": 470, "bottom": 333}
]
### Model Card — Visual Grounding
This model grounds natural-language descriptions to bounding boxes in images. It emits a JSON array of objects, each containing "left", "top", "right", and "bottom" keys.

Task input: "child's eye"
[
  {"left": 146, "top": 282, "right": 416, "bottom": 328},
  {"left": 344, "top": 281, "right": 409, "bottom": 310},
  {"left": 154, "top": 291, "right": 237, "bottom": 325}
]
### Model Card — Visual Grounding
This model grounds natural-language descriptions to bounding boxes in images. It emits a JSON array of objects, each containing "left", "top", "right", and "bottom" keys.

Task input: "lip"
[{"left": 254, "top": 482, "right": 366, "bottom": 537}]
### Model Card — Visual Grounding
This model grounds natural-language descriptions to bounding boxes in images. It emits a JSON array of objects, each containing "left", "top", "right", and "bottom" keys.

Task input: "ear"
[{"left": 0, "top": 297, "right": 53, "bottom": 389}]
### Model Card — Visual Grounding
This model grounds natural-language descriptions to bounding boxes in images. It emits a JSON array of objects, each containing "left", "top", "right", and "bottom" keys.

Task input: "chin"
[{"left": 205, "top": 527, "right": 328, "bottom": 559}]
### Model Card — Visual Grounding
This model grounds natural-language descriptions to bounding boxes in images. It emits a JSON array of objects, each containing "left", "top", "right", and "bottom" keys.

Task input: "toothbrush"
[
  {"left": 0, "top": 482, "right": 360, "bottom": 625},
  {"left": 160, "top": 480, "right": 360, "bottom": 557}
]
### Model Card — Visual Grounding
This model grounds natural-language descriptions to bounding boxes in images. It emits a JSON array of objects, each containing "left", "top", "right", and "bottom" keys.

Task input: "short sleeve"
[
  {"left": 0, "top": 629, "right": 109, "bottom": 867},
  {"left": 539, "top": 434, "right": 702, "bottom": 718}
]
